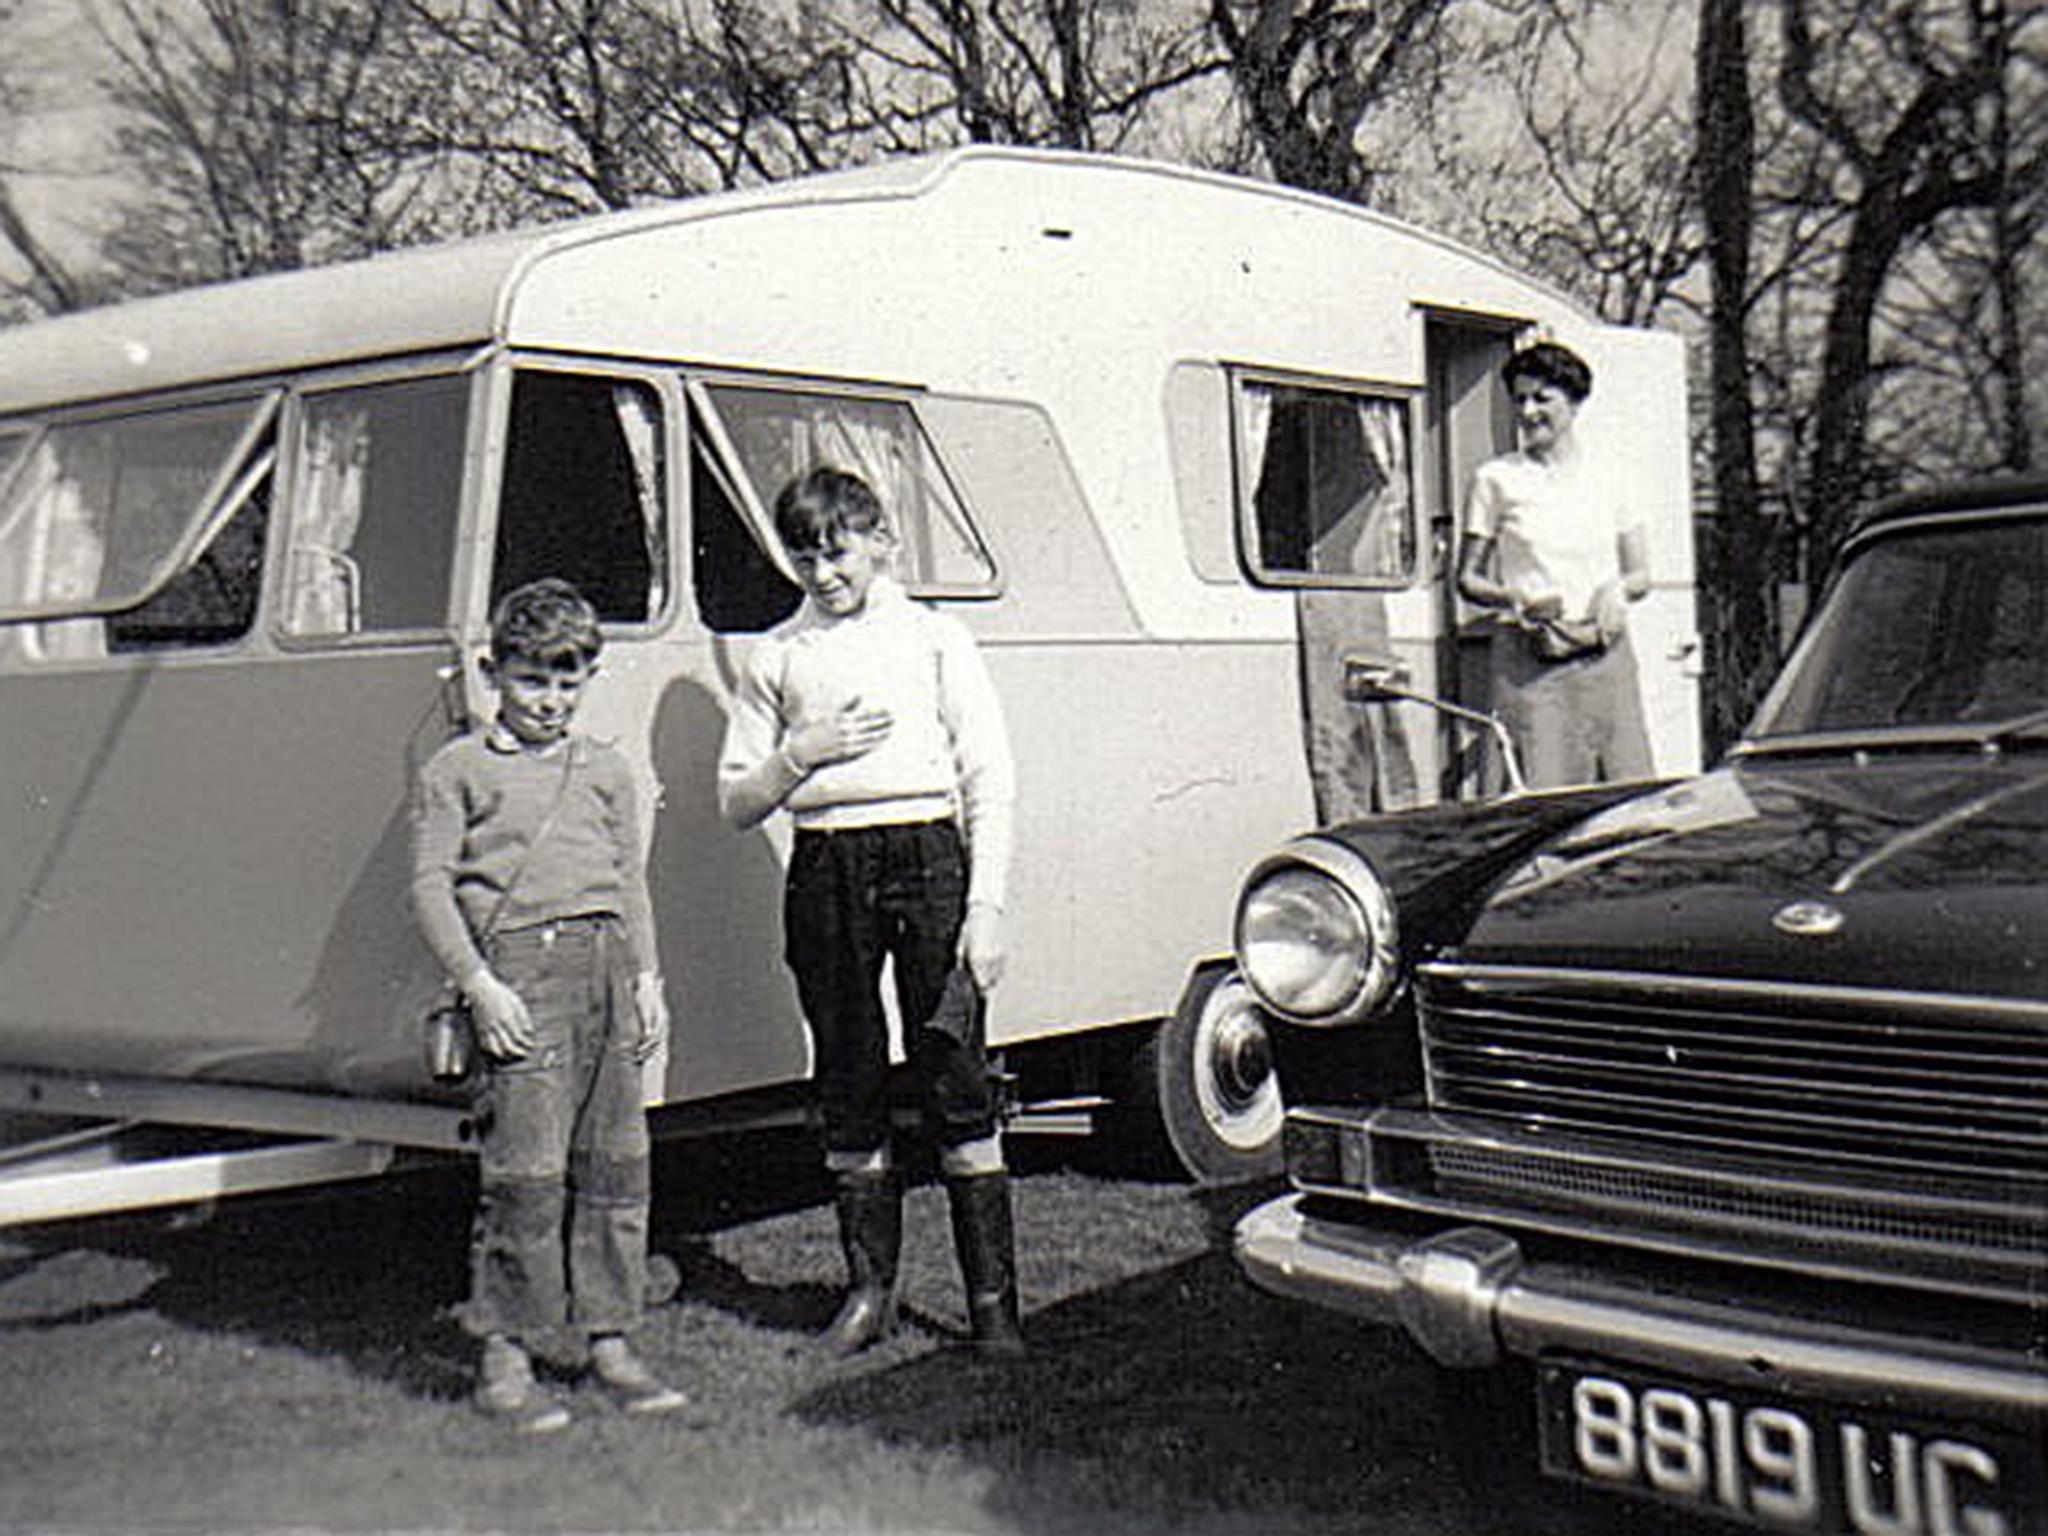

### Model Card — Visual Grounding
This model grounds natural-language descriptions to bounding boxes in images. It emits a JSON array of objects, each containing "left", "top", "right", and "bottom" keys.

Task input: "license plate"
[{"left": 1537, "top": 1362, "right": 2044, "bottom": 1534}]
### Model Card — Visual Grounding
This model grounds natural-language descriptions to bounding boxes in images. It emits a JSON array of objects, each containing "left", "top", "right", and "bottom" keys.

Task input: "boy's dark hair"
[
  {"left": 774, "top": 466, "right": 886, "bottom": 554},
  {"left": 1502, "top": 341, "right": 1593, "bottom": 404},
  {"left": 490, "top": 577, "right": 603, "bottom": 667}
]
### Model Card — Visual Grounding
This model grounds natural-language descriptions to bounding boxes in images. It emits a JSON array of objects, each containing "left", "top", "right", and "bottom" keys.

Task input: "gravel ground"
[{"left": 0, "top": 1128, "right": 1715, "bottom": 1536}]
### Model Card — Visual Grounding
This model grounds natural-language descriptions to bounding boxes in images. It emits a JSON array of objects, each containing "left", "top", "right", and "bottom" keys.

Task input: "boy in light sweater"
[{"left": 718, "top": 466, "right": 1023, "bottom": 1357}]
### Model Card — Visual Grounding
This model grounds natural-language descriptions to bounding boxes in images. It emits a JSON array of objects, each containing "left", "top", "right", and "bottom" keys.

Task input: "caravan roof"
[{"left": 0, "top": 148, "right": 1578, "bottom": 418}]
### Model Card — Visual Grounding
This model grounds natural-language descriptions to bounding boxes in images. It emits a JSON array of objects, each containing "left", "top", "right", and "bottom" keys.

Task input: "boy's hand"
[
  {"left": 784, "top": 697, "right": 893, "bottom": 771},
  {"left": 959, "top": 903, "right": 1007, "bottom": 994},
  {"left": 468, "top": 971, "right": 535, "bottom": 1061},
  {"left": 633, "top": 970, "right": 669, "bottom": 1063},
  {"left": 1514, "top": 590, "right": 1565, "bottom": 625}
]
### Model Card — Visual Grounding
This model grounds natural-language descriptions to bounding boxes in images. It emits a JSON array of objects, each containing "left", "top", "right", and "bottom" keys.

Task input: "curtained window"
[
  {"left": 697, "top": 384, "right": 995, "bottom": 593},
  {"left": 1238, "top": 378, "right": 1416, "bottom": 587},
  {"left": 491, "top": 371, "right": 667, "bottom": 624},
  {"left": 0, "top": 396, "right": 269, "bottom": 659},
  {"left": 282, "top": 375, "right": 466, "bottom": 639}
]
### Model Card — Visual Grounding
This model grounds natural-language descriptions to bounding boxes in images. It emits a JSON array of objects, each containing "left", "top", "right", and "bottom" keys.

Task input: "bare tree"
[
  {"left": 95, "top": 0, "right": 441, "bottom": 288},
  {"left": 0, "top": 0, "right": 89, "bottom": 315},
  {"left": 1769, "top": 0, "right": 2045, "bottom": 569},
  {"left": 836, "top": 0, "right": 1220, "bottom": 153},
  {"left": 1690, "top": 0, "right": 2045, "bottom": 746},
  {"left": 391, "top": 0, "right": 872, "bottom": 220},
  {"left": 1694, "top": 0, "right": 1781, "bottom": 750},
  {"left": 1407, "top": 2, "right": 1698, "bottom": 328},
  {"left": 1206, "top": 0, "right": 1460, "bottom": 199}
]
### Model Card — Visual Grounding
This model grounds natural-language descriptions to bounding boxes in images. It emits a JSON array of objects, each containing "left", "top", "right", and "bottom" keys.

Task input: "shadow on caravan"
[{"left": 0, "top": 148, "right": 1697, "bottom": 1220}]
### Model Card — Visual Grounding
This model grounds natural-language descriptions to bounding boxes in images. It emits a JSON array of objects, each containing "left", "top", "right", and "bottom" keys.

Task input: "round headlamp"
[{"left": 1234, "top": 838, "right": 1400, "bottom": 1025}]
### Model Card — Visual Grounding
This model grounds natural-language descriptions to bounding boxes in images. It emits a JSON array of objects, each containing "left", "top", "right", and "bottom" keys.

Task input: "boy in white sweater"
[{"left": 718, "top": 466, "right": 1022, "bottom": 1357}]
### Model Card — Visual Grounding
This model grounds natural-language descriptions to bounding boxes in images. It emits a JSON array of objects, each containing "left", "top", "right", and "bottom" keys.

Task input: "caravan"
[{"left": 0, "top": 148, "right": 1698, "bottom": 1217}]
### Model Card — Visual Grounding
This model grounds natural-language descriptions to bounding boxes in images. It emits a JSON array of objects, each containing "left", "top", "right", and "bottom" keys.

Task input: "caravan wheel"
[{"left": 1128, "top": 968, "right": 1284, "bottom": 1186}]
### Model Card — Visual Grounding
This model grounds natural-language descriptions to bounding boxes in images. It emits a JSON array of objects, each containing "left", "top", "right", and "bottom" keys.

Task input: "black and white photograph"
[{"left": 0, "top": 1, "right": 2042, "bottom": 1532}]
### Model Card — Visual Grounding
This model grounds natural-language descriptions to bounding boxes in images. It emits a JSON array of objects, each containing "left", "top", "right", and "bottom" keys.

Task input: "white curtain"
[
  {"left": 1353, "top": 398, "right": 1410, "bottom": 579},
  {"left": 1241, "top": 383, "right": 1274, "bottom": 512},
  {"left": 16, "top": 435, "right": 109, "bottom": 659},
  {"left": 803, "top": 403, "right": 927, "bottom": 574},
  {"left": 611, "top": 384, "right": 666, "bottom": 611},
  {"left": 288, "top": 404, "right": 370, "bottom": 635}
]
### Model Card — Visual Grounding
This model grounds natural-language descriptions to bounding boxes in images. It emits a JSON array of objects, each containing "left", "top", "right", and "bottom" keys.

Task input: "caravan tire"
[{"left": 1122, "top": 968, "right": 1284, "bottom": 1186}]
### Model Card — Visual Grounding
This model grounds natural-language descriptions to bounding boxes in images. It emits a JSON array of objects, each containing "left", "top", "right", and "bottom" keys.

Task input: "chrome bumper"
[{"left": 1235, "top": 1194, "right": 2048, "bottom": 1420}]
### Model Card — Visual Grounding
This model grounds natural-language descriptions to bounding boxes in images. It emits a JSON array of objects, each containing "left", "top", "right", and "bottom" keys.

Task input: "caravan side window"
[
  {"left": 492, "top": 370, "right": 667, "bottom": 624},
  {"left": 105, "top": 430, "right": 274, "bottom": 653},
  {"left": 1235, "top": 377, "right": 1418, "bottom": 588},
  {"left": 0, "top": 396, "right": 271, "bottom": 660},
  {"left": 690, "top": 422, "right": 802, "bottom": 636},
  {"left": 282, "top": 375, "right": 468, "bottom": 639},
  {"left": 697, "top": 384, "right": 996, "bottom": 594},
  {"left": 0, "top": 429, "right": 27, "bottom": 498}
]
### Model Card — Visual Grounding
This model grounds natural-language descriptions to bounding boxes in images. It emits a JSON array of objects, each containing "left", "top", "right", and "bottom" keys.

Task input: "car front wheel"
[{"left": 1123, "top": 967, "right": 1284, "bottom": 1186}]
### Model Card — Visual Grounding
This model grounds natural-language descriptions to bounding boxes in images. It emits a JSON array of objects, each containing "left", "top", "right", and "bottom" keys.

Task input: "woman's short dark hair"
[
  {"left": 773, "top": 466, "right": 885, "bottom": 554},
  {"left": 1502, "top": 341, "right": 1593, "bottom": 404}
]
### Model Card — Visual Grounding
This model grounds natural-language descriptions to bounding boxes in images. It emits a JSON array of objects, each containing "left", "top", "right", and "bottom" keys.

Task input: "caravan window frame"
[
  {"left": 687, "top": 372, "right": 1002, "bottom": 601},
  {"left": 273, "top": 356, "right": 485, "bottom": 652},
  {"left": 1228, "top": 366, "right": 1422, "bottom": 592},
  {"left": 0, "top": 388, "right": 282, "bottom": 667},
  {"left": 474, "top": 355, "right": 681, "bottom": 638},
  {"left": 0, "top": 391, "right": 279, "bottom": 625},
  {"left": 0, "top": 425, "right": 31, "bottom": 506}
]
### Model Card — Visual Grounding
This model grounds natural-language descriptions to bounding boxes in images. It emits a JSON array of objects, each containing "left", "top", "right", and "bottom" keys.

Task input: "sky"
[
  {"left": 2, "top": 0, "right": 1698, "bottom": 285},
  {"left": 3, "top": 0, "right": 130, "bottom": 270}
]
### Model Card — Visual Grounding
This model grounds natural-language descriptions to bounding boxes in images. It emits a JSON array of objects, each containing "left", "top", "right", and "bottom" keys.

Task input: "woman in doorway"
[{"left": 1456, "top": 341, "right": 1654, "bottom": 789}]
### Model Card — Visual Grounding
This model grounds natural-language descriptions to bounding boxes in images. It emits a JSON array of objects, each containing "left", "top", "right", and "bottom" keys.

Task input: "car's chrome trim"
[
  {"left": 1235, "top": 1195, "right": 2048, "bottom": 1417},
  {"left": 1418, "top": 963, "right": 2048, "bottom": 1027},
  {"left": 1414, "top": 965, "right": 2048, "bottom": 1186},
  {"left": 1285, "top": 1107, "right": 2044, "bottom": 1304}
]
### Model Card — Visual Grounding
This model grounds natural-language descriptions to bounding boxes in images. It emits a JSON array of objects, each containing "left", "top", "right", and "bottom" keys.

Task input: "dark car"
[{"left": 1232, "top": 478, "right": 2047, "bottom": 1535}]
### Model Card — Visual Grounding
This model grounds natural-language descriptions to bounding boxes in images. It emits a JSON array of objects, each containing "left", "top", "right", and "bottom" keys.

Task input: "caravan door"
[{"left": 1416, "top": 316, "right": 1700, "bottom": 795}]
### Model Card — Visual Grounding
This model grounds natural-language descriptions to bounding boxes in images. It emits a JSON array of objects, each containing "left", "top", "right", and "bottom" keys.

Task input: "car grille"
[{"left": 1406, "top": 962, "right": 2048, "bottom": 1292}]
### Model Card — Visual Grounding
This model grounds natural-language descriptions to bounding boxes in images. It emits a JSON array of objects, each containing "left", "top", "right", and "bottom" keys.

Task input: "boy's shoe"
[
  {"left": 589, "top": 1336, "right": 689, "bottom": 1416},
  {"left": 475, "top": 1339, "right": 571, "bottom": 1434}
]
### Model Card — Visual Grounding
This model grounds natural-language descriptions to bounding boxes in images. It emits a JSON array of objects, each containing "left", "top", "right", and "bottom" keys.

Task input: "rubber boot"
[
  {"left": 821, "top": 1167, "right": 902, "bottom": 1357},
  {"left": 945, "top": 1171, "right": 1026, "bottom": 1358}
]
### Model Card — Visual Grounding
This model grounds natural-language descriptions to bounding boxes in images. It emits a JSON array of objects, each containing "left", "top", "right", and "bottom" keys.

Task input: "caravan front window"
[
  {"left": 697, "top": 383, "right": 995, "bottom": 593},
  {"left": 0, "top": 396, "right": 271, "bottom": 660},
  {"left": 282, "top": 375, "right": 468, "bottom": 639},
  {"left": 105, "top": 430, "right": 274, "bottom": 653},
  {"left": 1235, "top": 377, "right": 1417, "bottom": 588},
  {"left": 493, "top": 370, "right": 667, "bottom": 625}
]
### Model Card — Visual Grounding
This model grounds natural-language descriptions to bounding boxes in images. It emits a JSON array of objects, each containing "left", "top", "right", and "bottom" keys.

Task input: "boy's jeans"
[{"left": 466, "top": 914, "right": 649, "bottom": 1340}]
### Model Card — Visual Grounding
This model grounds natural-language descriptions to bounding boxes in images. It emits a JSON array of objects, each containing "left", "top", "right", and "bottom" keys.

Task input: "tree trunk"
[{"left": 1695, "top": 0, "right": 1776, "bottom": 753}]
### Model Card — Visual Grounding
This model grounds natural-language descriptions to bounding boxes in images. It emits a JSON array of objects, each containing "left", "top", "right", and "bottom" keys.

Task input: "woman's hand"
[
  {"left": 1591, "top": 579, "right": 1629, "bottom": 642},
  {"left": 467, "top": 970, "right": 535, "bottom": 1061},
  {"left": 958, "top": 903, "right": 1007, "bottom": 994}
]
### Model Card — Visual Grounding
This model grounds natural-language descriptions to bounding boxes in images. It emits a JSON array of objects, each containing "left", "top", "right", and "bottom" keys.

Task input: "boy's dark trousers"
[
  {"left": 466, "top": 915, "right": 651, "bottom": 1340},
  {"left": 784, "top": 820, "right": 1021, "bottom": 1355}
]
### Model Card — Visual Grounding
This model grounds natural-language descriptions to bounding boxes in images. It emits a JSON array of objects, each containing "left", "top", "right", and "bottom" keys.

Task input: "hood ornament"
[{"left": 1772, "top": 899, "right": 1846, "bottom": 937}]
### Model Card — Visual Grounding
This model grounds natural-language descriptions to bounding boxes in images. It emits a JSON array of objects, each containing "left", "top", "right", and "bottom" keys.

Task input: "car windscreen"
[{"left": 1747, "top": 513, "right": 2048, "bottom": 740}]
